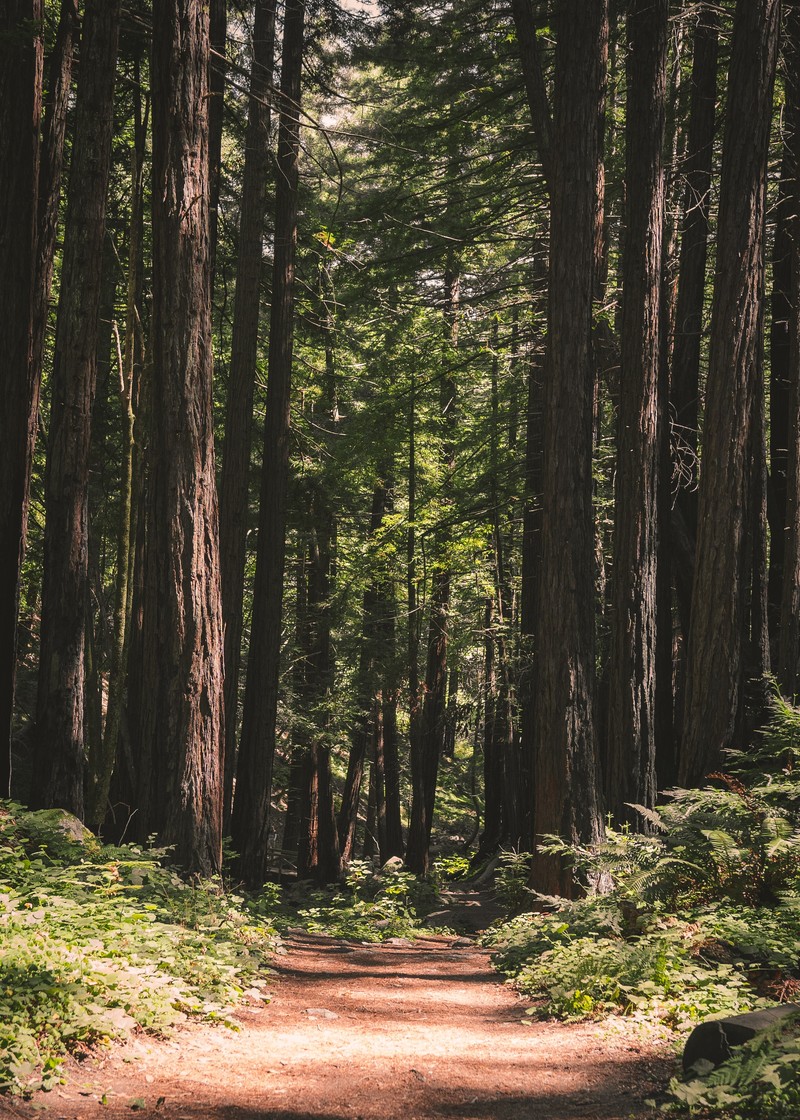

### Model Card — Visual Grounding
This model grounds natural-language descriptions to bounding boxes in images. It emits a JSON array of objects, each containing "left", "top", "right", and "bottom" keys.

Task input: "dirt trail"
[{"left": 3, "top": 921, "right": 674, "bottom": 1120}]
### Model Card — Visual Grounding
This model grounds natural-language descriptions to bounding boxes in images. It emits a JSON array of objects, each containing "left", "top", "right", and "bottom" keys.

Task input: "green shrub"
[{"left": 0, "top": 802, "right": 279, "bottom": 1095}]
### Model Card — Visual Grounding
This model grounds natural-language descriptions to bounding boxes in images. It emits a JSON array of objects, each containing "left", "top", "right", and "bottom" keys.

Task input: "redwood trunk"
[
  {"left": 231, "top": 0, "right": 306, "bottom": 886},
  {"left": 220, "top": 0, "right": 277, "bottom": 824},
  {"left": 670, "top": 5, "right": 718, "bottom": 631},
  {"left": 531, "top": 0, "right": 606, "bottom": 895},
  {"left": 0, "top": 3, "right": 43, "bottom": 796},
  {"left": 606, "top": 0, "right": 667, "bottom": 823},
  {"left": 34, "top": 0, "right": 121, "bottom": 816},
  {"left": 137, "top": 0, "right": 225, "bottom": 874},
  {"left": 778, "top": 4, "right": 800, "bottom": 697},
  {"left": 681, "top": 0, "right": 779, "bottom": 785}
]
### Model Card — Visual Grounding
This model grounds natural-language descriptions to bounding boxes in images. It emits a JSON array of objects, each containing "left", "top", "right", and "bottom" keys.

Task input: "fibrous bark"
[
  {"left": 137, "top": 0, "right": 225, "bottom": 874},
  {"left": 606, "top": 0, "right": 667, "bottom": 823},
  {"left": 530, "top": 0, "right": 606, "bottom": 895},
  {"left": 34, "top": 0, "right": 121, "bottom": 816},
  {"left": 231, "top": 0, "right": 306, "bottom": 886},
  {"left": 681, "top": 0, "right": 780, "bottom": 785},
  {"left": 220, "top": 0, "right": 277, "bottom": 825},
  {"left": 0, "top": 2, "right": 43, "bottom": 796}
]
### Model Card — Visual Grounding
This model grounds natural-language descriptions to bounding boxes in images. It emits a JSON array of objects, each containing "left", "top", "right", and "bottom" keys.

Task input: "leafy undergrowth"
[
  {"left": 0, "top": 803, "right": 278, "bottom": 1096},
  {"left": 1, "top": 807, "right": 457, "bottom": 1098},
  {"left": 266, "top": 857, "right": 453, "bottom": 942},
  {"left": 484, "top": 696, "right": 800, "bottom": 1120}
]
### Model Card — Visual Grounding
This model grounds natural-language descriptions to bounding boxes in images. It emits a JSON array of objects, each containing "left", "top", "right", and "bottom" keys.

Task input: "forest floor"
[{"left": 2, "top": 890, "right": 675, "bottom": 1120}]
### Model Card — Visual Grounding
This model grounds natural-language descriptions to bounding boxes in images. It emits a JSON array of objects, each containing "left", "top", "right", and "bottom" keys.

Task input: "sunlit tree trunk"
[{"left": 137, "top": 0, "right": 225, "bottom": 873}]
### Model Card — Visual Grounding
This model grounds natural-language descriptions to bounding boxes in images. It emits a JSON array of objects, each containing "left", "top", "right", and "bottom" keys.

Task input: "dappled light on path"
[{"left": 6, "top": 933, "right": 672, "bottom": 1120}]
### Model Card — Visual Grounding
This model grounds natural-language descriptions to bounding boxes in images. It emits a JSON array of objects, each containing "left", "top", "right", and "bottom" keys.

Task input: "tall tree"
[
  {"left": 681, "top": 0, "right": 780, "bottom": 785},
  {"left": 32, "top": 0, "right": 80, "bottom": 395},
  {"left": 34, "top": 0, "right": 122, "bottom": 816},
  {"left": 87, "top": 64, "right": 149, "bottom": 832},
  {"left": 406, "top": 259, "right": 459, "bottom": 877},
  {"left": 231, "top": 0, "right": 306, "bottom": 886},
  {"left": 137, "top": 0, "right": 225, "bottom": 873},
  {"left": 670, "top": 4, "right": 719, "bottom": 630},
  {"left": 208, "top": 0, "right": 227, "bottom": 286},
  {"left": 778, "top": 2, "right": 800, "bottom": 696},
  {"left": 219, "top": 0, "right": 277, "bottom": 824},
  {"left": 531, "top": 0, "right": 606, "bottom": 894},
  {"left": 0, "top": 2, "right": 43, "bottom": 796},
  {"left": 606, "top": 0, "right": 668, "bottom": 822}
]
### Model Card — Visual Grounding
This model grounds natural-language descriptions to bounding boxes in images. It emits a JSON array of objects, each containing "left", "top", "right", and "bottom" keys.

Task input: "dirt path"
[{"left": 3, "top": 927, "right": 674, "bottom": 1120}]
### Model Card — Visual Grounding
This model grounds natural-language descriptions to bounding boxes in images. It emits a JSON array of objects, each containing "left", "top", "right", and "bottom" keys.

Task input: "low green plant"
[
  {"left": 485, "top": 699, "right": 800, "bottom": 1119},
  {"left": 668, "top": 1011, "right": 800, "bottom": 1119},
  {"left": 285, "top": 859, "right": 446, "bottom": 941},
  {"left": 432, "top": 853, "right": 472, "bottom": 882},
  {"left": 0, "top": 802, "right": 279, "bottom": 1096}
]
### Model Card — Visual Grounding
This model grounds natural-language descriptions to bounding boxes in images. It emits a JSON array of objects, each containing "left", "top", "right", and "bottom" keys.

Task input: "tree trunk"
[
  {"left": 0, "top": 3, "right": 43, "bottom": 796},
  {"left": 670, "top": 4, "right": 718, "bottom": 632},
  {"left": 406, "top": 264, "right": 459, "bottom": 876},
  {"left": 337, "top": 479, "right": 388, "bottom": 864},
  {"left": 230, "top": 0, "right": 306, "bottom": 886},
  {"left": 478, "top": 597, "right": 503, "bottom": 858},
  {"left": 34, "top": 0, "right": 121, "bottom": 816},
  {"left": 382, "top": 690, "right": 403, "bottom": 859},
  {"left": 219, "top": 0, "right": 277, "bottom": 826},
  {"left": 208, "top": 0, "right": 227, "bottom": 287},
  {"left": 681, "top": 0, "right": 779, "bottom": 786},
  {"left": 137, "top": 0, "right": 225, "bottom": 874},
  {"left": 88, "top": 75, "right": 149, "bottom": 832},
  {"left": 778, "top": 3, "right": 800, "bottom": 697},
  {"left": 531, "top": 0, "right": 606, "bottom": 895},
  {"left": 31, "top": 0, "right": 79, "bottom": 396},
  {"left": 606, "top": 0, "right": 667, "bottom": 824},
  {"left": 510, "top": 0, "right": 552, "bottom": 187}
]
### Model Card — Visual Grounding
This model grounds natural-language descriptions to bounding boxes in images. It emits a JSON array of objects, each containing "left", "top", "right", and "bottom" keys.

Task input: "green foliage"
[
  {"left": 493, "top": 849, "right": 537, "bottom": 916},
  {"left": 485, "top": 701, "right": 800, "bottom": 1117},
  {"left": 0, "top": 803, "right": 279, "bottom": 1096},
  {"left": 282, "top": 859, "right": 448, "bottom": 942},
  {"left": 432, "top": 853, "right": 472, "bottom": 882}
]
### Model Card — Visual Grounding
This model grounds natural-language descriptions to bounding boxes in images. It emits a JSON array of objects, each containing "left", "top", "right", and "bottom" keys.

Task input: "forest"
[
  {"left": 3, "top": 0, "right": 795, "bottom": 887},
  {"left": 3, "top": 0, "right": 800, "bottom": 1115}
]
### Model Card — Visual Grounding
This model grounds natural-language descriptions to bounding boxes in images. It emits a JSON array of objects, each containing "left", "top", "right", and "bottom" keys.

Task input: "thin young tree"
[
  {"left": 0, "top": 2, "right": 43, "bottom": 796},
  {"left": 681, "top": 0, "right": 780, "bottom": 785},
  {"left": 136, "top": 0, "right": 225, "bottom": 873}
]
